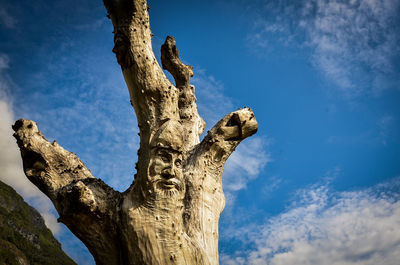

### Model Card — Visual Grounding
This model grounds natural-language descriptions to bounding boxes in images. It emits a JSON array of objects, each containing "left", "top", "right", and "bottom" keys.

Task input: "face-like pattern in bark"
[
  {"left": 147, "top": 120, "right": 185, "bottom": 198},
  {"left": 149, "top": 146, "right": 184, "bottom": 197}
]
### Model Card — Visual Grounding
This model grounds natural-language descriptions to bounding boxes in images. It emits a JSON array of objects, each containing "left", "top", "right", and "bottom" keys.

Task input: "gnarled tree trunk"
[{"left": 12, "top": 0, "right": 258, "bottom": 264}]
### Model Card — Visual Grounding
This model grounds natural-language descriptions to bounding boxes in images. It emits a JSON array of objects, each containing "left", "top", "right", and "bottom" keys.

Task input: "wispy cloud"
[
  {"left": 262, "top": 176, "right": 283, "bottom": 196},
  {"left": 193, "top": 69, "right": 235, "bottom": 127},
  {"left": 221, "top": 177, "right": 400, "bottom": 265},
  {"left": 249, "top": 0, "right": 400, "bottom": 97},
  {"left": 223, "top": 137, "right": 271, "bottom": 192},
  {"left": 0, "top": 53, "right": 95, "bottom": 264},
  {"left": 193, "top": 69, "right": 271, "bottom": 205},
  {"left": 14, "top": 38, "right": 140, "bottom": 192},
  {"left": 74, "top": 17, "right": 108, "bottom": 31},
  {"left": 0, "top": 54, "right": 10, "bottom": 70},
  {"left": 378, "top": 114, "right": 394, "bottom": 146},
  {"left": 0, "top": 7, "right": 17, "bottom": 29},
  {"left": 0, "top": 54, "right": 60, "bottom": 234}
]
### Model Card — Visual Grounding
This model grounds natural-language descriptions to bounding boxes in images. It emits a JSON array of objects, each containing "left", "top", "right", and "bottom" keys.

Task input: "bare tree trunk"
[{"left": 12, "top": 0, "right": 258, "bottom": 264}]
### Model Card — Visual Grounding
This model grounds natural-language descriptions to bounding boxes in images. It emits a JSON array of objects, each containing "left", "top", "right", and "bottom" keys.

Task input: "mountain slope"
[{"left": 0, "top": 180, "right": 77, "bottom": 265}]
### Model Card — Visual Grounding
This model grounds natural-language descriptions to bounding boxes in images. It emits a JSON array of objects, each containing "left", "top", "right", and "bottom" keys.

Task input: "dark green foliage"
[{"left": 0, "top": 180, "right": 77, "bottom": 265}]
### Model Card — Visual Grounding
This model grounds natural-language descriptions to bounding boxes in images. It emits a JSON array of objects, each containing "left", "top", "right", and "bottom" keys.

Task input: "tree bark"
[{"left": 13, "top": 0, "right": 258, "bottom": 264}]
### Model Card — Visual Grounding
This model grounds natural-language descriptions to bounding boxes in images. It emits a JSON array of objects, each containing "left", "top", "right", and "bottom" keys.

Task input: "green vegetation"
[{"left": 0, "top": 180, "right": 77, "bottom": 265}]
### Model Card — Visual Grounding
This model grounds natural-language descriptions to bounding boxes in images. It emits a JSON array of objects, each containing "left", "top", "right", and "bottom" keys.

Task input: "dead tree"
[{"left": 12, "top": 0, "right": 258, "bottom": 264}]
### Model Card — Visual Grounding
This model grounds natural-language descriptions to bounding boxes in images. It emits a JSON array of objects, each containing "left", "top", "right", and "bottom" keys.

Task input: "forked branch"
[{"left": 12, "top": 0, "right": 259, "bottom": 264}]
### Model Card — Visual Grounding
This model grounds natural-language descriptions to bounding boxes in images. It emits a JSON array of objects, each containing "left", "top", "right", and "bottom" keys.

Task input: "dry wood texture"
[{"left": 12, "top": 0, "right": 258, "bottom": 264}]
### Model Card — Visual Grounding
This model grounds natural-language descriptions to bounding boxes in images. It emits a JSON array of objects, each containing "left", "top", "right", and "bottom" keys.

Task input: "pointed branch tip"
[{"left": 161, "top": 36, "right": 193, "bottom": 88}]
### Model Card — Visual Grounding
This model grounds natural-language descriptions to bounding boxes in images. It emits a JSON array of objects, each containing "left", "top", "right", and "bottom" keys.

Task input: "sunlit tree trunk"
[{"left": 12, "top": 0, "right": 257, "bottom": 264}]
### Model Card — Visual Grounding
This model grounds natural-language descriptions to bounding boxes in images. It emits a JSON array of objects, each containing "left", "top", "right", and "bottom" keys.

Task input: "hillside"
[{"left": 0, "top": 180, "right": 77, "bottom": 265}]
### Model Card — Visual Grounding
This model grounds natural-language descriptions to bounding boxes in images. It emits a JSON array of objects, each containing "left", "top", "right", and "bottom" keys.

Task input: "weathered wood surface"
[{"left": 13, "top": 0, "right": 258, "bottom": 264}]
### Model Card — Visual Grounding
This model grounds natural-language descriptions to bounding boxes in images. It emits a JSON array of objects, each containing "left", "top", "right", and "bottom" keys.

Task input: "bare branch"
[
  {"left": 161, "top": 36, "right": 205, "bottom": 150},
  {"left": 182, "top": 108, "right": 258, "bottom": 260},
  {"left": 12, "top": 119, "right": 94, "bottom": 200},
  {"left": 12, "top": 119, "right": 122, "bottom": 265},
  {"left": 161, "top": 36, "right": 193, "bottom": 88},
  {"left": 13, "top": 1, "right": 260, "bottom": 264},
  {"left": 57, "top": 178, "right": 122, "bottom": 265},
  {"left": 193, "top": 107, "right": 258, "bottom": 170}
]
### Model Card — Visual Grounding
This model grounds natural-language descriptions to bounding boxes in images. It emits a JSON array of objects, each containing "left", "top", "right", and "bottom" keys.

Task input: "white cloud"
[
  {"left": 223, "top": 137, "right": 271, "bottom": 192},
  {"left": 250, "top": 0, "right": 400, "bottom": 97},
  {"left": 193, "top": 70, "right": 271, "bottom": 204},
  {"left": 221, "top": 177, "right": 400, "bottom": 265},
  {"left": 0, "top": 57, "right": 61, "bottom": 234}
]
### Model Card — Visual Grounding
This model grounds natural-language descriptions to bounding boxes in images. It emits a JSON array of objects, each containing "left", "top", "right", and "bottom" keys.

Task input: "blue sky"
[{"left": 0, "top": 0, "right": 399, "bottom": 264}]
